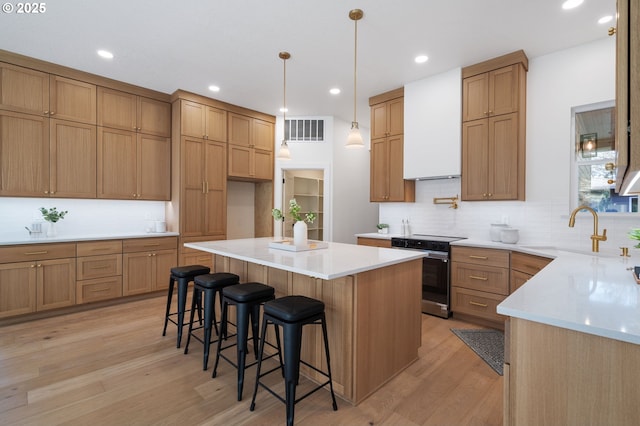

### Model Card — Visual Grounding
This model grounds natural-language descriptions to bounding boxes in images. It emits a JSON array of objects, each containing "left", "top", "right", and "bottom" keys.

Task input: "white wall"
[
  {"left": 380, "top": 37, "right": 634, "bottom": 254},
  {"left": 226, "top": 181, "right": 255, "bottom": 239}
]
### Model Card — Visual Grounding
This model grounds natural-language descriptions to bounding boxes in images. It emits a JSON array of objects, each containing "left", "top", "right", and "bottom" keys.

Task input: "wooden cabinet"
[
  {"left": 122, "top": 237, "right": 177, "bottom": 296},
  {"left": 451, "top": 246, "right": 509, "bottom": 327},
  {"left": 461, "top": 51, "right": 527, "bottom": 201},
  {"left": 369, "top": 88, "right": 415, "bottom": 203},
  {"left": 97, "top": 127, "right": 170, "bottom": 200},
  {"left": 0, "top": 243, "right": 76, "bottom": 317},
  {"left": 179, "top": 100, "right": 226, "bottom": 141},
  {"left": 227, "top": 112, "right": 274, "bottom": 181},
  {"left": 356, "top": 237, "right": 392, "bottom": 248},
  {"left": 76, "top": 240, "right": 123, "bottom": 304},
  {"left": 510, "top": 251, "right": 552, "bottom": 292},
  {"left": 97, "top": 87, "right": 170, "bottom": 137}
]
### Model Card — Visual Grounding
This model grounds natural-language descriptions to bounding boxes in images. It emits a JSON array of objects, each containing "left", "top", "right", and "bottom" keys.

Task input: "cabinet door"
[
  {"left": 489, "top": 65, "right": 519, "bottom": 117},
  {"left": 49, "top": 75, "right": 96, "bottom": 124},
  {"left": 122, "top": 252, "right": 152, "bottom": 295},
  {"left": 253, "top": 118, "right": 274, "bottom": 151},
  {"left": 138, "top": 97, "right": 170, "bottom": 137},
  {"left": 0, "top": 261, "right": 37, "bottom": 318},
  {"left": 181, "top": 136, "right": 205, "bottom": 236},
  {"left": 97, "top": 87, "right": 137, "bottom": 131},
  {"left": 205, "top": 106, "right": 227, "bottom": 141},
  {"left": 50, "top": 119, "right": 97, "bottom": 198},
  {"left": 36, "top": 257, "right": 76, "bottom": 311},
  {"left": 205, "top": 140, "right": 227, "bottom": 235},
  {"left": 461, "top": 120, "right": 489, "bottom": 200},
  {"left": 253, "top": 149, "right": 273, "bottom": 180},
  {"left": 488, "top": 113, "right": 519, "bottom": 200},
  {"left": 180, "top": 100, "right": 206, "bottom": 138},
  {"left": 152, "top": 249, "right": 177, "bottom": 291},
  {"left": 387, "top": 134, "right": 406, "bottom": 201},
  {"left": 97, "top": 127, "right": 137, "bottom": 199},
  {"left": 462, "top": 73, "right": 489, "bottom": 122},
  {"left": 370, "top": 138, "right": 389, "bottom": 201},
  {"left": 0, "top": 62, "right": 49, "bottom": 116},
  {"left": 228, "top": 144, "right": 252, "bottom": 178},
  {"left": 370, "top": 103, "right": 389, "bottom": 139},
  {"left": 228, "top": 113, "right": 251, "bottom": 147},
  {"left": 387, "top": 98, "right": 404, "bottom": 136},
  {"left": 0, "top": 110, "right": 49, "bottom": 196},
  {"left": 137, "top": 133, "right": 170, "bottom": 200}
]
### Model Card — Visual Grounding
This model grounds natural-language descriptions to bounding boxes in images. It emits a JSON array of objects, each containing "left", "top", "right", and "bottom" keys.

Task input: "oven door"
[{"left": 421, "top": 252, "right": 450, "bottom": 318}]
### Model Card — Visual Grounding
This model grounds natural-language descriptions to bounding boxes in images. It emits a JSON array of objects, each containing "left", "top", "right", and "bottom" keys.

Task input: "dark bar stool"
[
  {"left": 250, "top": 295, "right": 338, "bottom": 426},
  {"left": 162, "top": 264, "right": 210, "bottom": 348},
  {"left": 212, "top": 282, "right": 277, "bottom": 401},
  {"left": 183, "top": 272, "right": 240, "bottom": 370}
]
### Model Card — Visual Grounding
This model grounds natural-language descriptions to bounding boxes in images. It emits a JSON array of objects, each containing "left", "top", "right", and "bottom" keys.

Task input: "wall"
[
  {"left": 380, "top": 37, "right": 635, "bottom": 254},
  {"left": 226, "top": 181, "right": 255, "bottom": 239}
]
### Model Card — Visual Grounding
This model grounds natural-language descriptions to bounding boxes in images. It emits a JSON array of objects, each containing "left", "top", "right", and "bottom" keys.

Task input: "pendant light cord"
[{"left": 353, "top": 17, "right": 358, "bottom": 124}]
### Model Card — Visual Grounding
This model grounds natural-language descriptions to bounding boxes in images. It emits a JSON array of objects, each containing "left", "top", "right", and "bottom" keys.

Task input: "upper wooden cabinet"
[
  {"left": 179, "top": 99, "right": 226, "bottom": 141},
  {"left": 461, "top": 51, "right": 528, "bottom": 201},
  {"left": 97, "top": 87, "right": 170, "bottom": 137},
  {"left": 228, "top": 112, "right": 274, "bottom": 181},
  {"left": 0, "top": 63, "right": 97, "bottom": 124},
  {"left": 369, "top": 88, "right": 415, "bottom": 203}
]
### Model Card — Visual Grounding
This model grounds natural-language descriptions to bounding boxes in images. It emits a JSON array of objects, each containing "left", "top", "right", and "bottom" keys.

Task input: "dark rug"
[{"left": 451, "top": 328, "right": 504, "bottom": 375}]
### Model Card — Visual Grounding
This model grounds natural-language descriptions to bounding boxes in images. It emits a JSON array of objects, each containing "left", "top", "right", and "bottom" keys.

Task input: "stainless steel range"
[{"left": 391, "top": 234, "right": 466, "bottom": 318}]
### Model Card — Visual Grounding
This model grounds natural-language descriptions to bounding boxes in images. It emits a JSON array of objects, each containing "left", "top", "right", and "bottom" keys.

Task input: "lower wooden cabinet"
[
  {"left": 356, "top": 237, "right": 392, "bottom": 248},
  {"left": 510, "top": 251, "right": 552, "bottom": 292},
  {"left": 123, "top": 237, "right": 177, "bottom": 296},
  {"left": 36, "top": 257, "right": 76, "bottom": 311},
  {"left": 0, "top": 261, "right": 37, "bottom": 318},
  {"left": 76, "top": 240, "right": 123, "bottom": 304}
]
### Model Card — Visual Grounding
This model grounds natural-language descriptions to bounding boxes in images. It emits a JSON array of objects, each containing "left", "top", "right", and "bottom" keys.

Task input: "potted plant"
[
  {"left": 629, "top": 229, "right": 640, "bottom": 248},
  {"left": 377, "top": 223, "right": 389, "bottom": 234},
  {"left": 40, "top": 207, "right": 68, "bottom": 237},
  {"left": 272, "top": 199, "right": 316, "bottom": 245}
]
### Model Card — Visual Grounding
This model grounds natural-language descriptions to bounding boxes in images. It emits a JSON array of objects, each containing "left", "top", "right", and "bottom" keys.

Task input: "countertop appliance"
[{"left": 391, "top": 234, "right": 466, "bottom": 318}]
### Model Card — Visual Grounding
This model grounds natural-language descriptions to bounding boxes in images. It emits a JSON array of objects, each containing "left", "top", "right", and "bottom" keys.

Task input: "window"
[{"left": 571, "top": 101, "right": 638, "bottom": 213}]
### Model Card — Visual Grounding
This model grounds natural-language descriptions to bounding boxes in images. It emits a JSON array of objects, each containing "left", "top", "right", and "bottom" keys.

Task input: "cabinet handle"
[
  {"left": 148, "top": 253, "right": 153, "bottom": 257},
  {"left": 44, "top": 190, "right": 49, "bottom": 194},
  {"left": 37, "top": 264, "right": 42, "bottom": 268},
  {"left": 50, "top": 111, "right": 55, "bottom": 116},
  {"left": 44, "top": 110, "right": 49, "bottom": 115},
  {"left": 24, "top": 251, "right": 48, "bottom": 255},
  {"left": 90, "top": 265, "right": 110, "bottom": 269},
  {"left": 30, "top": 264, "right": 36, "bottom": 268},
  {"left": 608, "top": 27, "right": 616, "bottom": 36},
  {"left": 91, "top": 247, "right": 109, "bottom": 251},
  {"left": 488, "top": 193, "right": 493, "bottom": 197},
  {"left": 469, "top": 255, "right": 488, "bottom": 260},
  {"left": 488, "top": 110, "right": 493, "bottom": 114},
  {"left": 202, "top": 181, "right": 206, "bottom": 194},
  {"left": 89, "top": 288, "right": 110, "bottom": 293},
  {"left": 469, "top": 275, "right": 488, "bottom": 281},
  {"left": 469, "top": 300, "right": 488, "bottom": 307},
  {"left": 205, "top": 181, "right": 209, "bottom": 193}
]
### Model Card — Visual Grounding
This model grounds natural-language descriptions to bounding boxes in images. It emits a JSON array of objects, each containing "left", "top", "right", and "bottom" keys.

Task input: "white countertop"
[
  {"left": 452, "top": 239, "right": 640, "bottom": 345},
  {"left": 185, "top": 237, "right": 425, "bottom": 280},
  {"left": 0, "top": 231, "right": 179, "bottom": 246}
]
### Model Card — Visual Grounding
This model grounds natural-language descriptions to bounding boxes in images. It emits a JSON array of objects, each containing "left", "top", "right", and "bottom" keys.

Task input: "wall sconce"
[{"left": 580, "top": 132, "right": 597, "bottom": 158}]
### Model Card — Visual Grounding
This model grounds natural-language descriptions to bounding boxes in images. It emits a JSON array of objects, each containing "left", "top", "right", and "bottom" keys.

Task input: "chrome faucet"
[{"left": 568, "top": 206, "right": 607, "bottom": 252}]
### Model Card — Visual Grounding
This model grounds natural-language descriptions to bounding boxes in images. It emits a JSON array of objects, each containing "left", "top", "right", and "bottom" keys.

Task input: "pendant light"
[
  {"left": 277, "top": 51, "right": 292, "bottom": 160},
  {"left": 346, "top": 9, "right": 365, "bottom": 149}
]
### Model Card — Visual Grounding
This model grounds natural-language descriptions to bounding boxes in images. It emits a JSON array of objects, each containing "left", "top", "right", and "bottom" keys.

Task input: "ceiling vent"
[{"left": 285, "top": 119, "right": 324, "bottom": 142}]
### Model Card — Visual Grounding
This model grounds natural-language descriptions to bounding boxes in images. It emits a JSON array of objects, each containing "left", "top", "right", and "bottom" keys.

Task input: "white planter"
[
  {"left": 378, "top": 228, "right": 389, "bottom": 234},
  {"left": 46, "top": 222, "right": 57, "bottom": 237},
  {"left": 274, "top": 219, "right": 283, "bottom": 239},
  {"left": 293, "top": 221, "right": 308, "bottom": 246}
]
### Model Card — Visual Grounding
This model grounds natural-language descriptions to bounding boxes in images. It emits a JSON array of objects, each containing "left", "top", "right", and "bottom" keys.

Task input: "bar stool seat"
[
  {"left": 212, "top": 282, "right": 278, "bottom": 401},
  {"left": 250, "top": 295, "right": 338, "bottom": 426},
  {"left": 184, "top": 272, "right": 240, "bottom": 370},
  {"left": 162, "top": 265, "right": 210, "bottom": 348}
]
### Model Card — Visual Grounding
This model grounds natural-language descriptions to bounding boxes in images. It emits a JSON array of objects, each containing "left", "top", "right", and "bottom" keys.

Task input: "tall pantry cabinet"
[{"left": 461, "top": 51, "right": 528, "bottom": 201}]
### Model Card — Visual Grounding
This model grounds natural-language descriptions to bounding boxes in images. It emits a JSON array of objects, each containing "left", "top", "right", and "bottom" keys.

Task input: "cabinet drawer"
[
  {"left": 357, "top": 237, "right": 392, "bottom": 248},
  {"left": 77, "top": 240, "right": 122, "bottom": 256},
  {"left": 451, "top": 286, "right": 506, "bottom": 323},
  {"left": 0, "top": 243, "right": 76, "bottom": 263},
  {"left": 122, "top": 237, "right": 177, "bottom": 253},
  {"left": 511, "top": 251, "right": 552, "bottom": 275},
  {"left": 452, "top": 246, "right": 510, "bottom": 268},
  {"left": 76, "top": 276, "right": 122, "bottom": 304},
  {"left": 511, "top": 269, "right": 532, "bottom": 293},
  {"left": 76, "top": 254, "right": 122, "bottom": 280},
  {"left": 451, "top": 261, "right": 509, "bottom": 295}
]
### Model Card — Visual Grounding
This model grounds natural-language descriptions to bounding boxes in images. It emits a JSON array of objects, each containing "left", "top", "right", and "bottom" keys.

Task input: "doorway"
[{"left": 282, "top": 170, "right": 324, "bottom": 240}]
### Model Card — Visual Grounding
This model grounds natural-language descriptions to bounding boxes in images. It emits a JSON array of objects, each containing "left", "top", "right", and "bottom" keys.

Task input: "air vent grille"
[{"left": 285, "top": 119, "right": 324, "bottom": 141}]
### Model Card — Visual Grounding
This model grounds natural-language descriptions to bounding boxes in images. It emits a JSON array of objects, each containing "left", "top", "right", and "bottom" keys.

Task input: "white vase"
[
  {"left": 274, "top": 219, "right": 283, "bottom": 240},
  {"left": 46, "top": 222, "right": 57, "bottom": 237},
  {"left": 293, "top": 221, "right": 308, "bottom": 246}
]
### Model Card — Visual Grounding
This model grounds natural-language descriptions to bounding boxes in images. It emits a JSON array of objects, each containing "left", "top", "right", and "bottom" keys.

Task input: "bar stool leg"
[
  {"left": 321, "top": 314, "right": 338, "bottom": 411},
  {"left": 283, "top": 323, "right": 303, "bottom": 426},
  {"left": 162, "top": 276, "right": 175, "bottom": 336},
  {"left": 176, "top": 278, "right": 187, "bottom": 348},
  {"left": 235, "top": 302, "right": 251, "bottom": 401},
  {"left": 183, "top": 287, "right": 200, "bottom": 355},
  {"left": 212, "top": 300, "right": 228, "bottom": 379},
  {"left": 202, "top": 287, "right": 216, "bottom": 370}
]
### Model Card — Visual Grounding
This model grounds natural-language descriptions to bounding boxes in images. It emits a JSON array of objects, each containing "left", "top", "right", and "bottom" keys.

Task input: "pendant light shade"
[
  {"left": 346, "top": 9, "right": 364, "bottom": 149},
  {"left": 277, "top": 51, "right": 292, "bottom": 160}
]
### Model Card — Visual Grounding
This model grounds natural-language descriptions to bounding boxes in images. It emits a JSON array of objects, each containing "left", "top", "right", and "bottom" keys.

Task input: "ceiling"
[{"left": 0, "top": 0, "right": 616, "bottom": 128}]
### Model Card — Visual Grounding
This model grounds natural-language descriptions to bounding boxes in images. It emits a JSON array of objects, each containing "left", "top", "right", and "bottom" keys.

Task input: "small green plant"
[
  {"left": 40, "top": 207, "right": 68, "bottom": 223},
  {"left": 629, "top": 228, "right": 640, "bottom": 248},
  {"left": 272, "top": 199, "right": 316, "bottom": 224},
  {"left": 376, "top": 223, "right": 389, "bottom": 230}
]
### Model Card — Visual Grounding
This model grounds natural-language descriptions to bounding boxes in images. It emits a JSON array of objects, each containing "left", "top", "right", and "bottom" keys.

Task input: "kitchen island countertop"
[{"left": 185, "top": 237, "right": 425, "bottom": 280}]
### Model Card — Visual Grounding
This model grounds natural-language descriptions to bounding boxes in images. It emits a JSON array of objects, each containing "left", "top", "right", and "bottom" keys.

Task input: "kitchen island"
[{"left": 185, "top": 237, "right": 424, "bottom": 405}]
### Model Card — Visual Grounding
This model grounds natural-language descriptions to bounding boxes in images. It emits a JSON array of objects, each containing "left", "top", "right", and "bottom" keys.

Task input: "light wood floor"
[{"left": 0, "top": 295, "right": 502, "bottom": 425}]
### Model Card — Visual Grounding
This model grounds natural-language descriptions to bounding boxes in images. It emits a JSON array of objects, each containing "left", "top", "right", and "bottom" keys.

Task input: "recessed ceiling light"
[
  {"left": 330, "top": 88, "right": 341, "bottom": 95},
  {"left": 208, "top": 85, "right": 220, "bottom": 92},
  {"left": 280, "top": 107, "right": 288, "bottom": 113},
  {"left": 97, "top": 50, "right": 114, "bottom": 59},
  {"left": 598, "top": 15, "right": 613, "bottom": 24},
  {"left": 562, "top": 0, "right": 583, "bottom": 10},
  {"left": 414, "top": 55, "right": 429, "bottom": 64}
]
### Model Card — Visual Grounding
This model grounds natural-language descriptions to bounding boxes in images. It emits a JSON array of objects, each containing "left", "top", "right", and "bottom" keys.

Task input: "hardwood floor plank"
[{"left": 0, "top": 295, "right": 503, "bottom": 425}]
